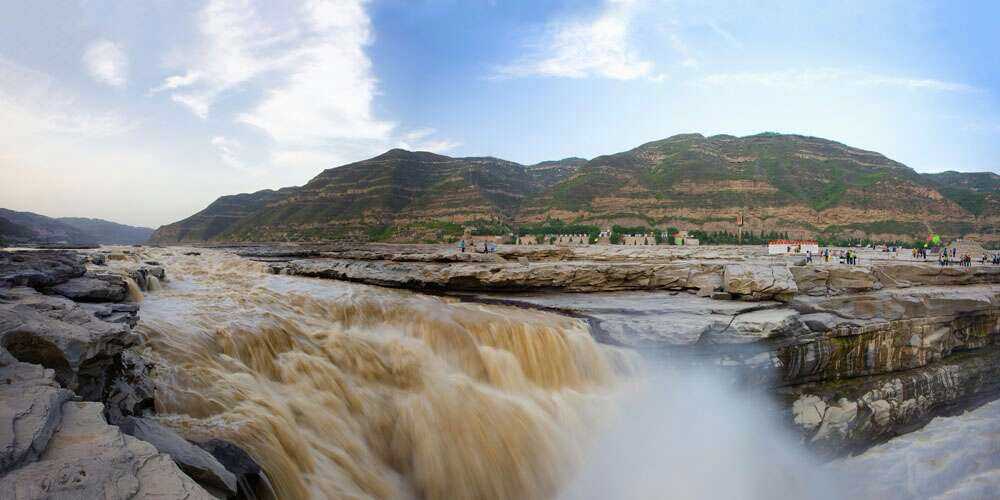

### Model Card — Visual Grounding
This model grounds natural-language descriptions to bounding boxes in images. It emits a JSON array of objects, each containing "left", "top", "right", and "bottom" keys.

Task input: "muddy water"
[{"left": 134, "top": 248, "right": 638, "bottom": 499}]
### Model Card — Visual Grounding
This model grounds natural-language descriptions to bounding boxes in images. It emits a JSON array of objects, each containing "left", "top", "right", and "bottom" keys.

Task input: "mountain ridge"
[
  {"left": 149, "top": 133, "right": 999, "bottom": 246},
  {"left": 0, "top": 209, "right": 154, "bottom": 246}
]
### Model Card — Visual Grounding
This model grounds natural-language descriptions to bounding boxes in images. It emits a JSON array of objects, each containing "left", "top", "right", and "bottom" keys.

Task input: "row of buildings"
[{"left": 465, "top": 228, "right": 702, "bottom": 246}]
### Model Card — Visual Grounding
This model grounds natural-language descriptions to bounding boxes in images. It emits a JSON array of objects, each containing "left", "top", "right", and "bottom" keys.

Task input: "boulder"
[
  {"left": 0, "top": 251, "right": 86, "bottom": 289},
  {"left": 0, "top": 401, "right": 215, "bottom": 499},
  {"left": 119, "top": 417, "right": 238, "bottom": 496},
  {"left": 46, "top": 273, "right": 128, "bottom": 303},
  {"left": 80, "top": 302, "right": 141, "bottom": 328},
  {"left": 89, "top": 253, "right": 107, "bottom": 266},
  {"left": 0, "top": 287, "right": 138, "bottom": 397},
  {"left": 723, "top": 264, "right": 798, "bottom": 301},
  {"left": 0, "top": 360, "right": 73, "bottom": 474}
]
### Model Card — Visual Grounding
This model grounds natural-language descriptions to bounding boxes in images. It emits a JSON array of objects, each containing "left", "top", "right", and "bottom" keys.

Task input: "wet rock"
[
  {"left": 0, "top": 250, "right": 86, "bottom": 289},
  {"left": 0, "top": 401, "right": 215, "bottom": 499},
  {"left": 197, "top": 439, "right": 277, "bottom": 500},
  {"left": 119, "top": 417, "right": 238, "bottom": 496},
  {"left": 89, "top": 253, "right": 107, "bottom": 266},
  {"left": 46, "top": 272, "right": 128, "bottom": 303},
  {"left": 723, "top": 263, "right": 798, "bottom": 301},
  {"left": 0, "top": 360, "right": 73, "bottom": 474}
]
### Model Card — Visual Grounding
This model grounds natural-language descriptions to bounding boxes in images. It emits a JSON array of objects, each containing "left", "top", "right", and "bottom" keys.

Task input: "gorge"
[{"left": 2, "top": 242, "right": 998, "bottom": 499}]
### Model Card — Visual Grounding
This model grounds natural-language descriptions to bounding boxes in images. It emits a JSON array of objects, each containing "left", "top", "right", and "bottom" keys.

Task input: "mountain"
[
  {"left": 149, "top": 133, "right": 999, "bottom": 245},
  {"left": 57, "top": 217, "right": 155, "bottom": 245},
  {"left": 0, "top": 208, "right": 153, "bottom": 246}
]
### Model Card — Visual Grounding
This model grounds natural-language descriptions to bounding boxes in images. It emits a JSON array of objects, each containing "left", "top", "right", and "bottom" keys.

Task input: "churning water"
[{"left": 130, "top": 248, "right": 1000, "bottom": 499}]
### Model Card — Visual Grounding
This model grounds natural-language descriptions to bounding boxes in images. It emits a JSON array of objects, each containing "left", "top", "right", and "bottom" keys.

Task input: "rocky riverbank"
[
  {"left": 0, "top": 249, "right": 271, "bottom": 499},
  {"left": 266, "top": 243, "right": 1000, "bottom": 457}
]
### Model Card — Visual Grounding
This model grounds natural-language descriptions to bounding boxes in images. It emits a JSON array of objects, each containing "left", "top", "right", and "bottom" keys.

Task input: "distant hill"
[
  {"left": 0, "top": 208, "right": 152, "bottom": 246},
  {"left": 149, "top": 133, "right": 1000, "bottom": 245},
  {"left": 57, "top": 217, "right": 154, "bottom": 245}
]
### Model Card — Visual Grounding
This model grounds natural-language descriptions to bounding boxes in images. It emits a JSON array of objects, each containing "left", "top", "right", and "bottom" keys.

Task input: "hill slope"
[
  {"left": 149, "top": 134, "right": 999, "bottom": 245},
  {"left": 0, "top": 209, "right": 153, "bottom": 246},
  {"left": 57, "top": 217, "right": 154, "bottom": 245}
]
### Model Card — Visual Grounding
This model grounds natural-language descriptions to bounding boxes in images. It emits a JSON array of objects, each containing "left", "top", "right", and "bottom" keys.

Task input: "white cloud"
[
  {"left": 211, "top": 136, "right": 252, "bottom": 172},
  {"left": 155, "top": 0, "right": 456, "bottom": 175},
  {"left": 0, "top": 57, "right": 133, "bottom": 138},
  {"left": 496, "top": 0, "right": 654, "bottom": 80},
  {"left": 82, "top": 40, "right": 128, "bottom": 87},
  {"left": 396, "top": 128, "right": 461, "bottom": 152},
  {"left": 699, "top": 68, "right": 978, "bottom": 93}
]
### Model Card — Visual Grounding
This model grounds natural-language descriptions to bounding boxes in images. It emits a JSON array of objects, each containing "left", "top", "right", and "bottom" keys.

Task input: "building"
[
  {"left": 597, "top": 228, "right": 612, "bottom": 245},
  {"left": 554, "top": 234, "right": 589, "bottom": 245},
  {"left": 681, "top": 237, "right": 700, "bottom": 246},
  {"left": 622, "top": 233, "right": 657, "bottom": 245},
  {"left": 516, "top": 235, "right": 540, "bottom": 245},
  {"left": 768, "top": 239, "right": 819, "bottom": 255}
]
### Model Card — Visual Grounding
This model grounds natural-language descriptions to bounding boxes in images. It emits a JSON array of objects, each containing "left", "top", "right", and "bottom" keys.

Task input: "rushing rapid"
[{"left": 132, "top": 248, "right": 638, "bottom": 499}]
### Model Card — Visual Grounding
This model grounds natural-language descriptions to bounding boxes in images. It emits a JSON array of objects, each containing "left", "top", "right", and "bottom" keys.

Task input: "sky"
[{"left": 0, "top": 0, "right": 997, "bottom": 228}]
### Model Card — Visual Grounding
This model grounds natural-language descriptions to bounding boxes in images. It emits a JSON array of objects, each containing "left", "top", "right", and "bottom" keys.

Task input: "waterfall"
[
  {"left": 137, "top": 249, "right": 638, "bottom": 500},
  {"left": 124, "top": 276, "right": 144, "bottom": 302}
]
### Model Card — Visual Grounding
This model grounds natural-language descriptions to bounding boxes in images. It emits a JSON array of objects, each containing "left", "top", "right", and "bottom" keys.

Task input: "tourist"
[
  {"left": 806, "top": 250, "right": 812, "bottom": 264},
  {"left": 459, "top": 239, "right": 466, "bottom": 253}
]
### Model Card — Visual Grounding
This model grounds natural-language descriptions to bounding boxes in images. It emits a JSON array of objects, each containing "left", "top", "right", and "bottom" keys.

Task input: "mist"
[{"left": 559, "top": 363, "right": 842, "bottom": 500}]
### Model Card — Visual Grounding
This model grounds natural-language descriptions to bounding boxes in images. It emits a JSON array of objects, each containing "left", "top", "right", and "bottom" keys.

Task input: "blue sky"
[{"left": 0, "top": 0, "right": 997, "bottom": 227}]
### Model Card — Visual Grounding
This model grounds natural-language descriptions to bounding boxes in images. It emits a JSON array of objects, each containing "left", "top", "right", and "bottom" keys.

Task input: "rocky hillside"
[
  {"left": 149, "top": 133, "right": 999, "bottom": 245},
  {"left": 0, "top": 209, "right": 153, "bottom": 246}
]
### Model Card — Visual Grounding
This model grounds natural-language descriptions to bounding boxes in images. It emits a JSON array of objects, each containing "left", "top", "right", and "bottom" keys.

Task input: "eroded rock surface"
[
  {"left": 0, "top": 402, "right": 214, "bottom": 499},
  {"left": 0, "top": 360, "right": 73, "bottom": 474}
]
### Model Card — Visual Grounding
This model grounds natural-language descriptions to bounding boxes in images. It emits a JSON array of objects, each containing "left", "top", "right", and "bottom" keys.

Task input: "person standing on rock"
[{"left": 459, "top": 239, "right": 466, "bottom": 253}]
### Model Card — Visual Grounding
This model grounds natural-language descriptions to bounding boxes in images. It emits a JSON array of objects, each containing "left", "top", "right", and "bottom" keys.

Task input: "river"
[{"left": 130, "top": 248, "right": 1000, "bottom": 499}]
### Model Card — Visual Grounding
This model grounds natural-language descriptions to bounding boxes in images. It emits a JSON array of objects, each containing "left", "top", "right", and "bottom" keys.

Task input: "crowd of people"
[{"left": 804, "top": 245, "right": 998, "bottom": 267}]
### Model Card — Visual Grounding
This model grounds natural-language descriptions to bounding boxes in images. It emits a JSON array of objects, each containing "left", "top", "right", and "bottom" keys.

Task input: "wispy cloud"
[
  {"left": 496, "top": 0, "right": 654, "bottom": 80},
  {"left": 154, "top": 0, "right": 455, "bottom": 173},
  {"left": 82, "top": 39, "right": 129, "bottom": 88},
  {"left": 707, "top": 20, "right": 742, "bottom": 50},
  {"left": 699, "top": 68, "right": 979, "bottom": 93}
]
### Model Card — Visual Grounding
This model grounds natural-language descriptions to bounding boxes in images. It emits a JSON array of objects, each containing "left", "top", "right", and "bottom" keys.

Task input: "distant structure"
[
  {"left": 462, "top": 227, "right": 509, "bottom": 244},
  {"left": 768, "top": 239, "right": 819, "bottom": 255},
  {"left": 622, "top": 233, "right": 657, "bottom": 246},
  {"left": 736, "top": 211, "right": 744, "bottom": 245},
  {"left": 516, "top": 234, "right": 540, "bottom": 245},
  {"left": 597, "top": 228, "right": 612, "bottom": 245},
  {"left": 554, "top": 234, "right": 589, "bottom": 245},
  {"left": 673, "top": 230, "right": 699, "bottom": 246}
]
